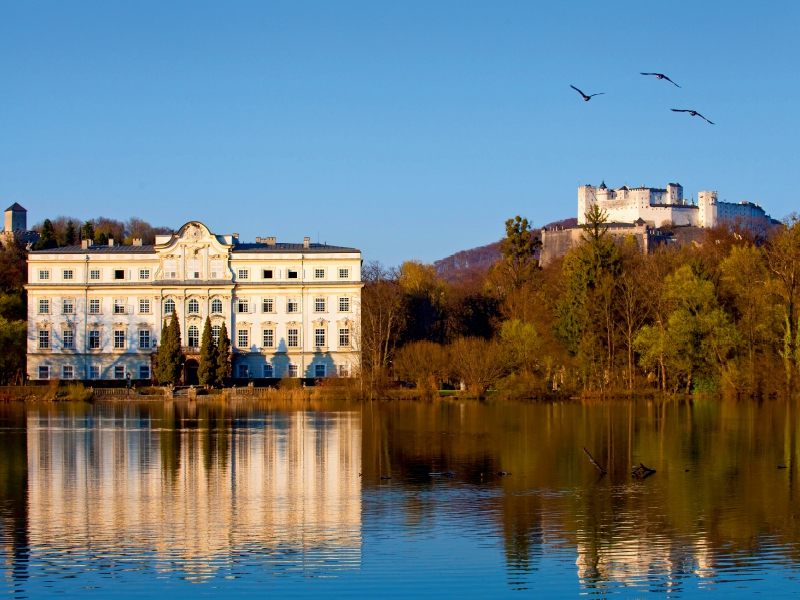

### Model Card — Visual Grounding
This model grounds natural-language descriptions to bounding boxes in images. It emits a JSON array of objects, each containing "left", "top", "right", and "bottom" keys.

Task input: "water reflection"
[
  {"left": 1, "top": 398, "right": 800, "bottom": 597},
  {"left": 24, "top": 402, "right": 361, "bottom": 584}
]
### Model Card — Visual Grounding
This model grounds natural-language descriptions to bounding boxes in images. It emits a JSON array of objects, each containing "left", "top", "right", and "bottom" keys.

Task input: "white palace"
[
  {"left": 25, "top": 221, "right": 362, "bottom": 383},
  {"left": 578, "top": 182, "right": 771, "bottom": 228}
]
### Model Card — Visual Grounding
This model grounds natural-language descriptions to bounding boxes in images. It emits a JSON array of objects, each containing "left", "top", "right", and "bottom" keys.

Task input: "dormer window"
[{"left": 287, "top": 269, "right": 298, "bottom": 279}]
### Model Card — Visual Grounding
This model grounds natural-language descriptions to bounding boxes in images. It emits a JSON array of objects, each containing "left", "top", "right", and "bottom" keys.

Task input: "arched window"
[
  {"left": 163, "top": 299, "right": 175, "bottom": 315},
  {"left": 187, "top": 299, "right": 199, "bottom": 314},
  {"left": 211, "top": 298, "right": 223, "bottom": 314},
  {"left": 187, "top": 325, "right": 199, "bottom": 347}
]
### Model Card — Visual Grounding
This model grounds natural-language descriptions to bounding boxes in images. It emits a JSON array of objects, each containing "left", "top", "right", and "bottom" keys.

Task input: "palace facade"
[{"left": 25, "top": 221, "right": 362, "bottom": 384}]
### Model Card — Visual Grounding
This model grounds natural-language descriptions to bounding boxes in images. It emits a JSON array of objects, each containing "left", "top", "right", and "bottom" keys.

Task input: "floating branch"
[
  {"left": 583, "top": 447, "right": 607, "bottom": 475},
  {"left": 631, "top": 463, "right": 656, "bottom": 479}
]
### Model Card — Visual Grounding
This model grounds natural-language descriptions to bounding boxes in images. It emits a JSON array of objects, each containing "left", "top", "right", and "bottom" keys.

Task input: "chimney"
[
  {"left": 108, "top": 238, "right": 114, "bottom": 247},
  {"left": 132, "top": 238, "right": 142, "bottom": 246},
  {"left": 265, "top": 237, "right": 276, "bottom": 245},
  {"left": 232, "top": 233, "right": 239, "bottom": 239},
  {"left": 255, "top": 237, "right": 261, "bottom": 243},
  {"left": 81, "top": 239, "right": 92, "bottom": 249},
  {"left": 303, "top": 236, "right": 310, "bottom": 248}
]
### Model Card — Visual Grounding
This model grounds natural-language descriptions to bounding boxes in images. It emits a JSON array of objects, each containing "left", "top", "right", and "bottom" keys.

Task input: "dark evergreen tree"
[
  {"left": 95, "top": 230, "right": 108, "bottom": 246},
  {"left": 34, "top": 219, "right": 58, "bottom": 250},
  {"left": 155, "top": 310, "right": 185, "bottom": 385},
  {"left": 81, "top": 221, "right": 95, "bottom": 242},
  {"left": 198, "top": 317, "right": 218, "bottom": 387},
  {"left": 216, "top": 321, "right": 231, "bottom": 385},
  {"left": 64, "top": 220, "right": 77, "bottom": 246}
]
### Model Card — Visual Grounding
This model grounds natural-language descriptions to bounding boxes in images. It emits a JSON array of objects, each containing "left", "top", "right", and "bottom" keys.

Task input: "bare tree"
[{"left": 449, "top": 337, "right": 508, "bottom": 399}]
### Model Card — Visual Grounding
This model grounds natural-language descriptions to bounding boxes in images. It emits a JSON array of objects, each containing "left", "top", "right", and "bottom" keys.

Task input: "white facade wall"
[{"left": 25, "top": 222, "right": 362, "bottom": 382}]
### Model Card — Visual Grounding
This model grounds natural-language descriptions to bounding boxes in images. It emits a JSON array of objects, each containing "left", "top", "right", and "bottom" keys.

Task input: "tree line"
[
  {"left": 32, "top": 216, "right": 174, "bottom": 249},
  {"left": 359, "top": 207, "right": 800, "bottom": 398}
]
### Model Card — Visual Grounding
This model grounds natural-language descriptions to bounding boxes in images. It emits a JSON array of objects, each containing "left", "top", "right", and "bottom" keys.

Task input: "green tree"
[
  {"left": 215, "top": 321, "right": 231, "bottom": 385},
  {"left": 34, "top": 219, "right": 58, "bottom": 250},
  {"left": 494, "top": 216, "right": 542, "bottom": 290},
  {"left": 81, "top": 221, "right": 95, "bottom": 242},
  {"left": 156, "top": 310, "right": 185, "bottom": 385},
  {"left": 63, "top": 220, "right": 77, "bottom": 246},
  {"left": 499, "top": 319, "right": 542, "bottom": 375},
  {"left": 198, "top": 317, "right": 218, "bottom": 387}
]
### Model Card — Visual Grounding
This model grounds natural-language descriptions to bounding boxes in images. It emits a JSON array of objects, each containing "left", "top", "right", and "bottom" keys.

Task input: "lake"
[{"left": 1, "top": 398, "right": 799, "bottom": 598}]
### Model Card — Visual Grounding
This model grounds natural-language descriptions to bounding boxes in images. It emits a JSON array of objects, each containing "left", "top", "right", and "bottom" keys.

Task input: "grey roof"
[
  {"left": 232, "top": 242, "right": 360, "bottom": 253},
  {"left": 5, "top": 203, "right": 26, "bottom": 212},
  {"left": 29, "top": 244, "right": 157, "bottom": 254}
]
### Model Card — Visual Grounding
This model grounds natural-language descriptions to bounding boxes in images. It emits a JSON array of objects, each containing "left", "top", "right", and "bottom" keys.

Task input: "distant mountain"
[{"left": 434, "top": 217, "right": 576, "bottom": 281}]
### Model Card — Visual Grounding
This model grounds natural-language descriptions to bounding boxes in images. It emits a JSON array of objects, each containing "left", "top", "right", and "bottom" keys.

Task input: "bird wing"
[
  {"left": 697, "top": 113, "right": 715, "bottom": 124},
  {"left": 570, "top": 85, "right": 587, "bottom": 98},
  {"left": 671, "top": 109, "right": 690, "bottom": 113},
  {"left": 588, "top": 93, "right": 605, "bottom": 98},
  {"left": 662, "top": 75, "right": 681, "bottom": 88},
  {"left": 640, "top": 72, "right": 657, "bottom": 76}
]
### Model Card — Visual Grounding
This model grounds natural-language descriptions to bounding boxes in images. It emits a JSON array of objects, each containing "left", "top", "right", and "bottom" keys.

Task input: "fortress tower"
[{"left": 4, "top": 203, "right": 27, "bottom": 232}]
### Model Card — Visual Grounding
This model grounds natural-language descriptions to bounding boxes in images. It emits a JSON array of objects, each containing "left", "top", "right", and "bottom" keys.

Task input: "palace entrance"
[{"left": 184, "top": 359, "right": 199, "bottom": 386}]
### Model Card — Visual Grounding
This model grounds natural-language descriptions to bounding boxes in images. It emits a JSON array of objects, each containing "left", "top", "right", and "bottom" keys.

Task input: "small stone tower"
[{"left": 4, "top": 203, "right": 26, "bottom": 232}]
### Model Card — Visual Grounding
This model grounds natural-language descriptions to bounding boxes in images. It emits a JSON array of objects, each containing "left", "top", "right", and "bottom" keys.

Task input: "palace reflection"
[{"left": 24, "top": 401, "right": 362, "bottom": 580}]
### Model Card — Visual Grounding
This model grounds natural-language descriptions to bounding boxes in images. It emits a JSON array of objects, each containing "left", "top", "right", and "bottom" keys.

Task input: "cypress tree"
[
  {"left": 216, "top": 321, "right": 231, "bottom": 385},
  {"left": 155, "top": 310, "right": 185, "bottom": 385},
  {"left": 198, "top": 317, "right": 218, "bottom": 387},
  {"left": 34, "top": 219, "right": 58, "bottom": 250}
]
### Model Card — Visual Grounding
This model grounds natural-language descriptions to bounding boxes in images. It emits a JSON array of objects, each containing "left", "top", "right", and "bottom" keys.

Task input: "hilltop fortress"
[
  {"left": 540, "top": 181, "right": 774, "bottom": 266},
  {"left": 578, "top": 182, "right": 769, "bottom": 229}
]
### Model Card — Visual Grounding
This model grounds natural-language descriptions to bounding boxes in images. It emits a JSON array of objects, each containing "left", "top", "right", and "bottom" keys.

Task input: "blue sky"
[{"left": 1, "top": 1, "right": 797, "bottom": 265}]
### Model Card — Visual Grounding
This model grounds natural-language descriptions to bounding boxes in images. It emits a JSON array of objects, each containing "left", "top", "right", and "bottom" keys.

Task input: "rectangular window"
[
  {"left": 89, "top": 330, "right": 101, "bottom": 349},
  {"left": 339, "top": 297, "right": 350, "bottom": 312},
  {"left": 263, "top": 329, "right": 274, "bottom": 348},
  {"left": 114, "top": 299, "right": 126, "bottom": 314},
  {"left": 90, "top": 269, "right": 100, "bottom": 280},
  {"left": 237, "top": 269, "right": 249, "bottom": 280},
  {"left": 263, "top": 364, "right": 274, "bottom": 378},
  {"left": 62, "top": 299, "right": 74, "bottom": 314},
  {"left": 187, "top": 259, "right": 200, "bottom": 279},
  {"left": 38, "top": 330, "right": 50, "bottom": 349},
  {"left": 62, "top": 365, "right": 74, "bottom": 379},
  {"left": 339, "top": 328, "right": 350, "bottom": 347},
  {"left": 62, "top": 270, "right": 73, "bottom": 280},
  {"left": 139, "top": 365, "right": 150, "bottom": 379},
  {"left": 139, "top": 299, "right": 150, "bottom": 314},
  {"left": 287, "top": 269, "right": 298, "bottom": 279},
  {"left": 164, "top": 260, "right": 177, "bottom": 279},
  {"left": 237, "top": 329, "right": 249, "bottom": 348},
  {"left": 62, "top": 330, "right": 74, "bottom": 349},
  {"left": 287, "top": 299, "right": 298, "bottom": 313},
  {"left": 139, "top": 269, "right": 150, "bottom": 280},
  {"left": 315, "top": 328, "right": 325, "bottom": 347},
  {"left": 114, "top": 269, "right": 125, "bottom": 280},
  {"left": 38, "top": 299, "right": 49, "bottom": 314},
  {"left": 211, "top": 325, "right": 220, "bottom": 345},
  {"left": 315, "top": 364, "right": 326, "bottom": 378},
  {"left": 89, "top": 299, "right": 100, "bottom": 314},
  {"left": 89, "top": 365, "right": 100, "bottom": 379},
  {"left": 238, "top": 364, "right": 249, "bottom": 378},
  {"left": 237, "top": 299, "right": 249, "bottom": 313},
  {"left": 338, "top": 268, "right": 349, "bottom": 279},
  {"left": 210, "top": 260, "right": 223, "bottom": 279},
  {"left": 262, "top": 269, "right": 273, "bottom": 279},
  {"left": 314, "top": 268, "right": 325, "bottom": 279},
  {"left": 287, "top": 328, "right": 298, "bottom": 348},
  {"left": 114, "top": 330, "right": 126, "bottom": 349},
  {"left": 288, "top": 364, "right": 298, "bottom": 377},
  {"left": 114, "top": 366, "right": 125, "bottom": 379},
  {"left": 314, "top": 297, "right": 326, "bottom": 312},
  {"left": 38, "top": 365, "right": 50, "bottom": 380},
  {"left": 262, "top": 298, "right": 273, "bottom": 313},
  {"left": 38, "top": 270, "right": 50, "bottom": 281},
  {"left": 139, "top": 330, "right": 151, "bottom": 349}
]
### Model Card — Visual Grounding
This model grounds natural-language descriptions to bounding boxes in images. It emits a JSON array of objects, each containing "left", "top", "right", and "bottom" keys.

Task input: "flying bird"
[
  {"left": 641, "top": 72, "right": 681, "bottom": 88},
  {"left": 671, "top": 109, "right": 714, "bottom": 125},
  {"left": 570, "top": 85, "right": 604, "bottom": 101}
]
